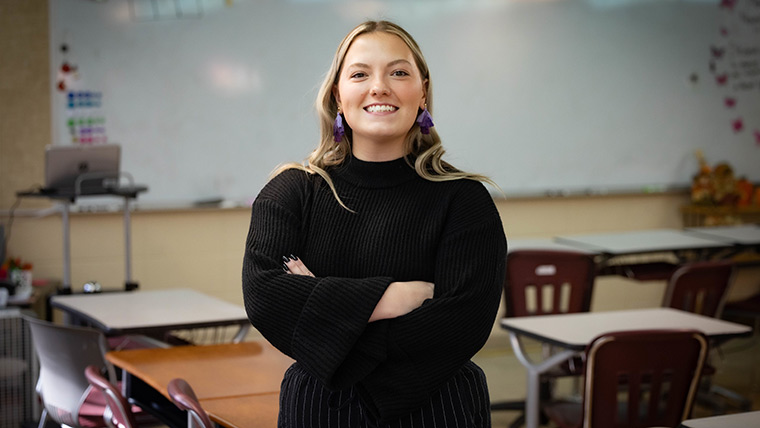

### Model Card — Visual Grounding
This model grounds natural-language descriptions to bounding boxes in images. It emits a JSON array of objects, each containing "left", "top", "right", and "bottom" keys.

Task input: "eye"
[
  {"left": 391, "top": 70, "right": 410, "bottom": 77},
  {"left": 350, "top": 72, "right": 367, "bottom": 79}
]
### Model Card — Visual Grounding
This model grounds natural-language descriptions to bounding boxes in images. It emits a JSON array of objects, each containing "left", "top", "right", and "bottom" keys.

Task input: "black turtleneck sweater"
[{"left": 242, "top": 156, "right": 507, "bottom": 421}]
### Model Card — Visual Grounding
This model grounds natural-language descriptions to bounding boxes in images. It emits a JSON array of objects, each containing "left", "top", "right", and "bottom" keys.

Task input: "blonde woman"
[{"left": 243, "top": 20, "right": 506, "bottom": 428}]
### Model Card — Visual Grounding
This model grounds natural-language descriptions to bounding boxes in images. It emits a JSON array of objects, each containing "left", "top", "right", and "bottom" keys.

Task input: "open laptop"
[{"left": 42, "top": 144, "right": 121, "bottom": 196}]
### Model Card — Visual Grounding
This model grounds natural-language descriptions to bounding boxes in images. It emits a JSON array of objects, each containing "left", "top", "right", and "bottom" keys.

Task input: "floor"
[{"left": 475, "top": 330, "right": 760, "bottom": 427}]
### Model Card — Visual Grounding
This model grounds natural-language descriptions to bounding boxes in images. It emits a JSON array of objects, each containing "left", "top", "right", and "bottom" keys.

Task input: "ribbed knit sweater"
[{"left": 242, "top": 156, "right": 507, "bottom": 421}]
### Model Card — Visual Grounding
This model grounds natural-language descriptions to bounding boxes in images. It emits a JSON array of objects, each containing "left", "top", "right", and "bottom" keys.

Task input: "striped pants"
[{"left": 278, "top": 361, "right": 492, "bottom": 428}]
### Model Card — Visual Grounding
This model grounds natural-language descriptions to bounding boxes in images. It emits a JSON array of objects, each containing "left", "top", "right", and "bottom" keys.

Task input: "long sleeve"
[
  {"left": 242, "top": 159, "right": 507, "bottom": 422},
  {"left": 356, "top": 182, "right": 507, "bottom": 420},
  {"left": 242, "top": 169, "right": 392, "bottom": 387}
]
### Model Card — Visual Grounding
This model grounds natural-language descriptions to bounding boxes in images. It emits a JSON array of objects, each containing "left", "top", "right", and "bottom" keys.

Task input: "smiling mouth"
[{"left": 364, "top": 105, "right": 398, "bottom": 113}]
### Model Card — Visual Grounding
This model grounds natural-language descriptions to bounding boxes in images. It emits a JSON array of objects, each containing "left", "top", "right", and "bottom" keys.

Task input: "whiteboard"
[{"left": 49, "top": 0, "right": 760, "bottom": 205}]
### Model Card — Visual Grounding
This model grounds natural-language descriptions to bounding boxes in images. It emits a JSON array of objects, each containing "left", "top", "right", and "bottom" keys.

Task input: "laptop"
[{"left": 42, "top": 144, "right": 121, "bottom": 196}]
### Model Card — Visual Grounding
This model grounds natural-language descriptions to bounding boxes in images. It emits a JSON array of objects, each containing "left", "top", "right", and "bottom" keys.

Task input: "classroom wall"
[
  {"left": 2, "top": 1, "right": 759, "bottom": 344},
  {"left": 0, "top": 0, "right": 51, "bottom": 210},
  {"left": 7, "top": 193, "right": 760, "bottom": 344}
]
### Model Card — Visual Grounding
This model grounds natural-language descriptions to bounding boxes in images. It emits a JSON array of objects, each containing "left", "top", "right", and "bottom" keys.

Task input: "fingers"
[
  {"left": 282, "top": 255, "right": 314, "bottom": 277},
  {"left": 416, "top": 281, "right": 435, "bottom": 300}
]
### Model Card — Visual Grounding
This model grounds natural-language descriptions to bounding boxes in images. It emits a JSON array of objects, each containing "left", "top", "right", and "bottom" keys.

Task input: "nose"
[{"left": 370, "top": 76, "right": 390, "bottom": 96}]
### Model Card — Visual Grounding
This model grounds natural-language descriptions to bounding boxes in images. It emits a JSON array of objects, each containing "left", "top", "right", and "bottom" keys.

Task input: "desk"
[
  {"left": 555, "top": 228, "right": 735, "bottom": 279},
  {"left": 555, "top": 228, "right": 729, "bottom": 257},
  {"left": 200, "top": 394, "right": 280, "bottom": 428},
  {"left": 18, "top": 185, "right": 147, "bottom": 291},
  {"left": 507, "top": 238, "right": 598, "bottom": 254},
  {"left": 50, "top": 288, "right": 250, "bottom": 341},
  {"left": 685, "top": 224, "right": 760, "bottom": 246},
  {"left": 501, "top": 308, "right": 752, "bottom": 428},
  {"left": 106, "top": 341, "right": 294, "bottom": 428},
  {"left": 679, "top": 410, "right": 760, "bottom": 427}
]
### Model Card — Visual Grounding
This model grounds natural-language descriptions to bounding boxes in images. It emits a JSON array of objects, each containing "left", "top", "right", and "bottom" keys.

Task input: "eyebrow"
[{"left": 346, "top": 59, "right": 414, "bottom": 70}]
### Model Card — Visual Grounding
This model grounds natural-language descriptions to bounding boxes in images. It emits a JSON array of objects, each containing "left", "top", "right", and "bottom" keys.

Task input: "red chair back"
[
  {"left": 167, "top": 378, "right": 214, "bottom": 428},
  {"left": 504, "top": 250, "right": 596, "bottom": 318},
  {"left": 663, "top": 261, "right": 734, "bottom": 318},
  {"left": 85, "top": 365, "right": 138, "bottom": 428},
  {"left": 583, "top": 330, "right": 708, "bottom": 428}
]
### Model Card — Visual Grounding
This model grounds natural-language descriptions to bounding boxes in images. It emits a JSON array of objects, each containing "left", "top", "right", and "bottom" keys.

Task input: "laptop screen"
[{"left": 44, "top": 144, "right": 121, "bottom": 195}]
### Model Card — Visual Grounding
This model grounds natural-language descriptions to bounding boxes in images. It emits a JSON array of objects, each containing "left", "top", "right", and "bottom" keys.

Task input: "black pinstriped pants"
[{"left": 278, "top": 361, "right": 492, "bottom": 428}]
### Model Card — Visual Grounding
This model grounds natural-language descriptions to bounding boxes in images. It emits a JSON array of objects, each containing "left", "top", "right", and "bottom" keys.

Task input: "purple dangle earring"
[
  {"left": 333, "top": 107, "right": 345, "bottom": 142},
  {"left": 416, "top": 105, "right": 434, "bottom": 135}
]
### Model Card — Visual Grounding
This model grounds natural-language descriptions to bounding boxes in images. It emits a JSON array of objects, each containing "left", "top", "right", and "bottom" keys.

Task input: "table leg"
[
  {"left": 508, "top": 332, "right": 578, "bottom": 428},
  {"left": 232, "top": 324, "right": 251, "bottom": 343},
  {"left": 60, "top": 202, "right": 72, "bottom": 291},
  {"left": 123, "top": 197, "right": 138, "bottom": 291}
]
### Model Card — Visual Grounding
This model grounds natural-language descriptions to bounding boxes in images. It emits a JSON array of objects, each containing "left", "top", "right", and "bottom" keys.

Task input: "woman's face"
[{"left": 334, "top": 32, "right": 427, "bottom": 160}]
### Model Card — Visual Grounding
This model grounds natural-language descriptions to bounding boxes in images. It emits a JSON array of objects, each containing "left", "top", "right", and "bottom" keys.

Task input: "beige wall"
[
  {"left": 0, "top": 0, "right": 51, "bottom": 210},
  {"left": 2, "top": 1, "right": 758, "bottom": 342},
  {"left": 6, "top": 194, "right": 759, "bottom": 344}
]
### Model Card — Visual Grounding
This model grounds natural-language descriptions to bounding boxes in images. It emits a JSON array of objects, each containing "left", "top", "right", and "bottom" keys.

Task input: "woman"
[{"left": 242, "top": 20, "right": 507, "bottom": 427}]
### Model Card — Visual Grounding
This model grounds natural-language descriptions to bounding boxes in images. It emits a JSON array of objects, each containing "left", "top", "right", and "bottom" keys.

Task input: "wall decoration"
[{"left": 711, "top": 0, "right": 760, "bottom": 144}]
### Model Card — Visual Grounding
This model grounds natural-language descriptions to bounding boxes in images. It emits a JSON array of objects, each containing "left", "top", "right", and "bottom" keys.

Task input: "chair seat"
[
  {"left": 701, "top": 362, "right": 716, "bottom": 376},
  {"left": 541, "top": 400, "right": 582, "bottom": 428},
  {"left": 599, "top": 262, "right": 678, "bottom": 281},
  {"left": 549, "top": 356, "right": 584, "bottom": 377},
  {"left": 74, "top": 381, "right": 151, "bottom": 427},
  {"left": 723, "top": 293, "right": 760, "bottom": 317}
]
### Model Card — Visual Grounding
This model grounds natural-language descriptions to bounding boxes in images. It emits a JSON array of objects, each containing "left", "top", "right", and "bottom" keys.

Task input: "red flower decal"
[{"left": 732, "top": 118, "right": 743, "bottom": 132}]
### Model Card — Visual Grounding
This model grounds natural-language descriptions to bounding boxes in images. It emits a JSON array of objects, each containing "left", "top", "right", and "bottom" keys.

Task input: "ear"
[
  {"left": 420, "top": 79, "right": 428, "bottom": 109},
  {"left": 332, "top": 85, "right": 341, "bottom": 108}
]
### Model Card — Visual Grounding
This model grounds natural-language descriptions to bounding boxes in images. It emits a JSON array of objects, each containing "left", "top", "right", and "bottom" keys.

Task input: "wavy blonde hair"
[{"left": 276, "top": 20, "right": 495, "bottom": 209}]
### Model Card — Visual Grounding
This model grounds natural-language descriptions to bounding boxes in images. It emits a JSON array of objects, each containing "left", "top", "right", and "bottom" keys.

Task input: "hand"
[
  {"left": 282, "top": 256, "right": 433, "bottom": 322},
  {"left": 369, "top": 280, "right": 434, "bottom": 322},
  {"left": 283, "top": 255, "right": 314, "bottom": 277}
]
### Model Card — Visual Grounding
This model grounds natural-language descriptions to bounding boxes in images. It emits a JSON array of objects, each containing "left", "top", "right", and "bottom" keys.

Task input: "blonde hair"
[{"left": 276, "top": 20, "right": 496, "bottom": 209}]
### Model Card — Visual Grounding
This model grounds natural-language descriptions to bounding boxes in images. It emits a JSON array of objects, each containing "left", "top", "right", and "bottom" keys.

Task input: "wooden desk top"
[
  {"left": 201, "top": 393, "right": 280, "bottom": 428},
  {"left": 106, "top": 340, "right": 294, "bottom": 400}
]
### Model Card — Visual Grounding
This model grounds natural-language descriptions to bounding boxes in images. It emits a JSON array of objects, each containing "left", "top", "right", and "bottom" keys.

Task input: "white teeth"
[{"left": 365, "top": 105, "right": 397, "bottom": 113}]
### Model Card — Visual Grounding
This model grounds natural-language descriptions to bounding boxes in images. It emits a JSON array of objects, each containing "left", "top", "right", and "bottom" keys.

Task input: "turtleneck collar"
[{"left": 331, "top": 155, "right": 419, "bottom": 189}]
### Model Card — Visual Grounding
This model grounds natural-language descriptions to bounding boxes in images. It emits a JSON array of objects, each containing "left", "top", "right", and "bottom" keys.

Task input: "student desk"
[
  {"left": 507, "top": 238, "right": 598, "bottom": 254},
  {"left": 679, "top": 410, "right": 760, "bottom": 427},
  {"left": 500, "top": 308, "right": 752, "bottom": 428},
  {"left": 50, "top": 288, "right": 250, "bottom": 341},
  {"left": 555, "top": 228, "right": 729, "bottom": 257},
  {"left": 685, "top": 224, "right": 760, "bottom": 247},
  {"left": 554, "top": 228, "right": 734, "bottom": 279},
  {"left": 17, "top": 185, "right": 147, "bottom": 291},
  {"left": 106, "top": 340, "right": 294, "bottom": 428}
]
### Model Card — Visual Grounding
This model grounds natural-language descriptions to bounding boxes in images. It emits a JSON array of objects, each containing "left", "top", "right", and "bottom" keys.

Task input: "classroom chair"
[
  {"left": 541, "top": 329, "right": 709, "bottom": 428},
  {"left": 84, "top": 365, "right": 138, "bottom": 428},
  {"left": 722, "top": 291, "right": 760, "bottom": 335},
  {"left": 167, "top": 378, "right": 215, "bottom": 428},
  {"left": 24, "top": 316, "right": 156, "bottom": 428},
  {"left": 662, "top": 260, "right": 752, "bottom": 414},
  {"left": 662, "top": 260, "right": 733, "bottom": 318},
  {"left": 491, "top": 249, "right": 597, "bottom": 428}
]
